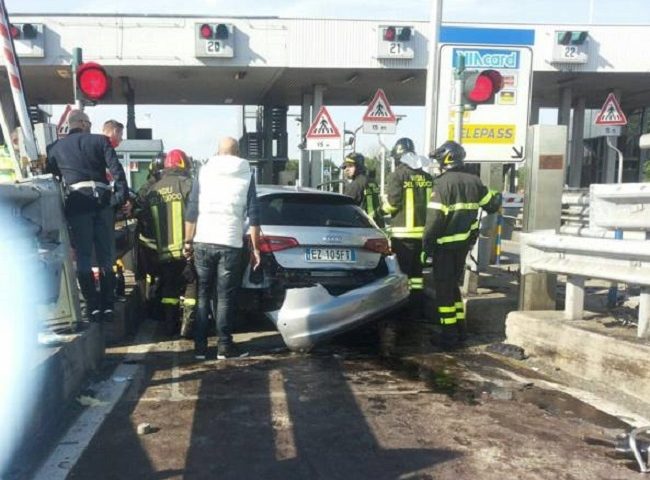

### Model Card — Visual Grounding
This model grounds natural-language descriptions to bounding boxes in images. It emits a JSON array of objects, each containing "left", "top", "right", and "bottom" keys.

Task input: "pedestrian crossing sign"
[
  {"left": 306, "top": 106, "right": 342, "bottom": 150},
  {"left": 594, "top": 93, "right": 627, "bottom": 126},
  {"left": 363, "top": 89, "right": 397, "bottom": 134}
]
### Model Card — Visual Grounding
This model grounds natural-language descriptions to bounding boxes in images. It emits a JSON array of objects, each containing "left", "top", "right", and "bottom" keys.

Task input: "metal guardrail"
[
  {"left": 560, "top": 188, "right": 590, "bottom": 229},
  {"left": 590, "top": 183, "right": 650, "bottom": 232},
  {"left": 520, "top": 231, "right": 650, "bottom": 338}
]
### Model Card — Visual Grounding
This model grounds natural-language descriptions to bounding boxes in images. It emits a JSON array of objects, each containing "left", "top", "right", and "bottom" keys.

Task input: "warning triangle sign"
[
  {"left": 306, "top": 107, "right": 341, "bottom": 139},
  {"left": 594, "top": 93, "right": 627, "bottom": 126},
  {"left": 56, "top": 104, "right": 73, "bottom": 138},
  {"left": 363, "top": 89, "right": 396, "bottom": 123}
]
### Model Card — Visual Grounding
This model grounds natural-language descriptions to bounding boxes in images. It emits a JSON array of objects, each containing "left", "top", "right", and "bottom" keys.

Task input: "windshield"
[{"left": 259, "top": 193, "right": 374, "bottom": 228}]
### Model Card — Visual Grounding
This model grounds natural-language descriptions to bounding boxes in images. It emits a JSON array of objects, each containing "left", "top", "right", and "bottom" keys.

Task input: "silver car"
[{"left": 240, "top": 185, "right": 409, "bottom": 351}]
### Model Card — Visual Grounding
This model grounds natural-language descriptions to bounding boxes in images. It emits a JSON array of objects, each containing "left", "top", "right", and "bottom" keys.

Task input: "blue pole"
[
  {"left": 607, "top": 228, "right": 623, "bottom": 308},
  {"left": 495, "top": 210, "right": 503, "bottom": 266}
]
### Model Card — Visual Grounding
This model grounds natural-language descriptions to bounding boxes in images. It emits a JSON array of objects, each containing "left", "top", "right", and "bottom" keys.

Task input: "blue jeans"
[{"left": 193, "top": 243, "right": 242, "bottom": 352}]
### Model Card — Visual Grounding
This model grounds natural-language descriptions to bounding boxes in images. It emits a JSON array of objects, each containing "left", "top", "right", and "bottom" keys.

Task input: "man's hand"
[
  {"left": 182, "top": 241, "right": 194, "bottom": 260},
  {"left": 250, "top": 248, "right": 261, "bottom": 271}
]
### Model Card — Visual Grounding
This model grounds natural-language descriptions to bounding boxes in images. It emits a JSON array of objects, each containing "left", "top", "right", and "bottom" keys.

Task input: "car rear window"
[{"left": 259, "top": 193, "right": 374, "bottom": 228}]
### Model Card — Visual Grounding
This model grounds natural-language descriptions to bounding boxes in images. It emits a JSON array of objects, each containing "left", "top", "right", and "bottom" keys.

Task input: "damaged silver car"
[{"left": 240, "top": 186, "right": 409, "bottom": 351}]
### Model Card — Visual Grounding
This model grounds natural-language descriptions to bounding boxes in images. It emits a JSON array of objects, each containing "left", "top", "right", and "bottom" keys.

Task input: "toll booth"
[{"left": 115, "top": 139, "right": 164, "bottom": 191}]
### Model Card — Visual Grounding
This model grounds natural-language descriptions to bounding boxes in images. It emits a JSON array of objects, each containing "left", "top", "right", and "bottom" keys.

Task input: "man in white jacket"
[{"left": 184, "top": 137, "right": 261, "bottom": 360}]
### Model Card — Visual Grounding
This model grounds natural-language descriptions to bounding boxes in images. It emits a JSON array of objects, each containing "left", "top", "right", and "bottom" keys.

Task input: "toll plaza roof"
[{"left": 7, "top": 14, "right": 650, "bottom": 110}]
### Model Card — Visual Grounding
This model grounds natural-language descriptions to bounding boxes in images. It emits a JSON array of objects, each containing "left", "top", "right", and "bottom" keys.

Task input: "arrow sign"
[
  {"left": 363, "top": 89, "right": 397, "bottom": 134},
  {"left": 594, "top": 93, "right": 627, "bottom": 126},
  {"left": 306, "top": 106, "right": 342, "bottom": 150},
  {"left": 511, "top": 146, "right": 523, "bottom": 159}
]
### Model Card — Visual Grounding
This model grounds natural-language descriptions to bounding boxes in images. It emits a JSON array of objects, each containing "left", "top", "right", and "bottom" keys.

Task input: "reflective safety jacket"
[
  {"left": 423, "top": 169, "right": 501, "bottom": 252},
  {"left": 382, "top": 164, "right": 433, "bottom": 239},
  {"left": 136, "top": 169, "right": 193, "bottom": 262},
  {"left": 343, "top": 174, "right": 384, "bottom": 227}
]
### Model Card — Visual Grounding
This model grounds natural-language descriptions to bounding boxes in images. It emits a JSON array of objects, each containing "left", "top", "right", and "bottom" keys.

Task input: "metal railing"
[
  {"left": 560, "top": 188, "right": 590, "bottom": 230},
  {"left": 520, "top": 231, "right": 650, "bottom": 338}
]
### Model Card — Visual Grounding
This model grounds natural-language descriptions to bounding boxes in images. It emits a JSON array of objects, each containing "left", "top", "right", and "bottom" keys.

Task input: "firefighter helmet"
[
  {"left": 164, "top": 149, "right": 190, "bottom": 171},
  {"left": 390, "top": 137, "right": 415, "bottom": 162},
  {"left": 430, "top": 141, "right": 466, "bottom": 170},
  {"left": 342, "top": 152, "right": 365, "bottom": 172}
]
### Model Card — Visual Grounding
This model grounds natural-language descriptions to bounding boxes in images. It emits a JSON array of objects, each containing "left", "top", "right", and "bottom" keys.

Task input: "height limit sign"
[{"left": 363, "top": 89, "right": 397, "bottom": 134}]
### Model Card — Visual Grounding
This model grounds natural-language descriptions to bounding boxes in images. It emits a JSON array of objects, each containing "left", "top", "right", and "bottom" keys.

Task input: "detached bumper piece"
[{"left": 266, "top": 255, "right": 409, "bottom": 351}]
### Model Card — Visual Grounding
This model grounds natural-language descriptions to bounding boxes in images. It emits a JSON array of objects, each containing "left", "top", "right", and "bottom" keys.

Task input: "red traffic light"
[
  {"left": 77, "top": 62, "right": 110, "bottom": 101},
  {"left": 383, "top": 26, "right": 396, "bottom": 42},
  {"left": 199, "top": 23, "right": 213, "bottom": 39},
  {"left": 464, "top": 70, "right": 503, "bottom": 104},
  {"left": 9, "top": 24, "right": 20, "bottom": 39}
]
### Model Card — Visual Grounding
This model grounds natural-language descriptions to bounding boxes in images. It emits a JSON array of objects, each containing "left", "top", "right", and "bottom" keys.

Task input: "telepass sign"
[{"left": 435, "top": 45, "right": 533, "bottom": 162}]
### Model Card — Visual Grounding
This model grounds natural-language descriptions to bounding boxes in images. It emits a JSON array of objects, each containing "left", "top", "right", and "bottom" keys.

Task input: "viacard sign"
[{"left": 452, "top": 48, "right": 520, "bottom": 69}]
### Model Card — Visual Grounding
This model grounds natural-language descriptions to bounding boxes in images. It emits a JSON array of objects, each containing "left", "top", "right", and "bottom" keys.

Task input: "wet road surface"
[{"left": 62, "top": 319, "right": 639, "bottom": 480}]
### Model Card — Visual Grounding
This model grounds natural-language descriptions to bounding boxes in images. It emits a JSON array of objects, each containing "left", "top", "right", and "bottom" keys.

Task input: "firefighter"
[
  {"left": 341, "top": 152, "right": 384, "bottom": 227},
  {"left": 382, "top": 138, "right": 433, "bottom": 318},
  {"left": 423, "top": 141, "right": 502, "bottom": 348},
  {"left": 135, "top": 149, "right": 197, "bottom": 336}
]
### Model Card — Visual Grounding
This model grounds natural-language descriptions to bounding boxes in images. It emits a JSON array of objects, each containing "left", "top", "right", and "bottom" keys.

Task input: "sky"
[{"left": 7, "top": 0, "right": 650, "bottom": 160}]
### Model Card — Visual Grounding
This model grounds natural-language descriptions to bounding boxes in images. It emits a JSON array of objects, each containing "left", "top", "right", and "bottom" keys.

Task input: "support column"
[
  {"left": 310, "top": 85, "right": 325, "bottom": 188},
  {"left": 564, "top": 275, "right": 585, "bottom": 320},
  {"left": 529, "top": 96, "right": 541, "bottom": 125},
  {"left": 299, "top": 94, "right": 312, "bottom": 187},
  {"left": 261, "top": 105, "right": 274, "bottom": 185},
  {"left": 121, "top": 77, "right": 137, "bottom": 140},
  {"left": 558, "top": 87, "right": 573, "bottom": 184},
  {"left": 569, "top": 96, "right": 586, "bottom": 187},
  {"left": 519, "top": 125, "right": 568, "bottom": 311},
  {"left": 557, "top": 87, "right": 572, "bottom": 127}
]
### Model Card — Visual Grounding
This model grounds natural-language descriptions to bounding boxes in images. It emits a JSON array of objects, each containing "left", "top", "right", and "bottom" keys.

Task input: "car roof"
[{"left": 256, "top": 184, "right": 349, "bottom": 198}]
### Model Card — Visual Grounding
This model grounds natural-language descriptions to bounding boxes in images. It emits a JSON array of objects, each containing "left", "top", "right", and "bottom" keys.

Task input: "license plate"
[{"left": 305, "top": 248, "right": 355, "bottom": 263}]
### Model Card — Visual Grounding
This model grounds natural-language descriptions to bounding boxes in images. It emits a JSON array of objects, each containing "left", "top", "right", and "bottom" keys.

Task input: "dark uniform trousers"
[{"left": 432, "top": 247, "right": 468, "bottom": 330}]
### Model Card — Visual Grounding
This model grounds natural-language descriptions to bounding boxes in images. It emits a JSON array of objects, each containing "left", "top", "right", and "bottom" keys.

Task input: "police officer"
[
  {"left": 135, "top": 149, "right": 196, "bottom": 336},
  {"left": 382, "top": 138, "right": 433, "bottom": 317},
  {"left": 423, "top": 141, "right": 501, "bottom": 348},
  {"left": 341, "top": 152, "right": 384, "bottom": 227},
  {"left": 46, "top": 110, "right": 129, "bottom": 322}
]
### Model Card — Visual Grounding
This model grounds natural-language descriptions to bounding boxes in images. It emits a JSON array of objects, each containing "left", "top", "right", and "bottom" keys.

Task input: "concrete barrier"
[{"left": 506, "top": 310, "right": 650, "bottom": 407}]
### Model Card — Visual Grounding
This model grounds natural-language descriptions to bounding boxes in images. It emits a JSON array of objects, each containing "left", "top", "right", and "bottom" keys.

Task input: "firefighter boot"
[{"left": 163, "top": 304, "right": 179, "bottom": 336}]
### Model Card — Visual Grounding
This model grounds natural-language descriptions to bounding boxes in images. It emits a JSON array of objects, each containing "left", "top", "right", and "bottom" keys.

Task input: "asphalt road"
[{"left": 61, "top": 319, "right": 639, "bottom": 480}]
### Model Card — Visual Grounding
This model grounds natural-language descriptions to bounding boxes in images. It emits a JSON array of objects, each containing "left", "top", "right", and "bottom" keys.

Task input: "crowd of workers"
[{"left": 45, "top": 109, "right": 501, "bottom": 357}]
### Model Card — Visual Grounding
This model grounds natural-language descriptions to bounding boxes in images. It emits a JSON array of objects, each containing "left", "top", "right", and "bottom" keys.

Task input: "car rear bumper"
[{"left": 265, "top": 255, "right": 409, "bottom": 351}]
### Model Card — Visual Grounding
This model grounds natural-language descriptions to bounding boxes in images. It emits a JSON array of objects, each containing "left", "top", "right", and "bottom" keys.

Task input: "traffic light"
[
  {"left": 377, "top": 25, "right": 415, "bottom": 59},
  {"left": 195, "top": 23, "right": 235, "bottom": 58},
  {"left": 557, "top": 31, "right": 588, "bottom": 46},
  {"left": 462, "top": 70, "right": 503, "bottom": 107},
  {"left": 76, "top": 62, "right": 110, "bottom": 102},
  {"left": 8, "top": 23, "right": 38, "bottom": 40},
  {"left": 381, "top": 26, "right": 412, "bottom": 43}
]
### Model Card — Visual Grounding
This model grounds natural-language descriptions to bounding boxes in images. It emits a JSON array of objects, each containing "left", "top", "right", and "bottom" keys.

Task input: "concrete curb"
[{"left": 506, "top": 310, "right": 650, "bottom": 407}]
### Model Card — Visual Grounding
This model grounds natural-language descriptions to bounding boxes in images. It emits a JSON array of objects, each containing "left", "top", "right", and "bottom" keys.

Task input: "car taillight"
[
  {"left": 259, "top": 235, "right": 299, "bottom": 253},
  {"left": 363, "top": 238, "right": 390, "bottom": 255}
]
